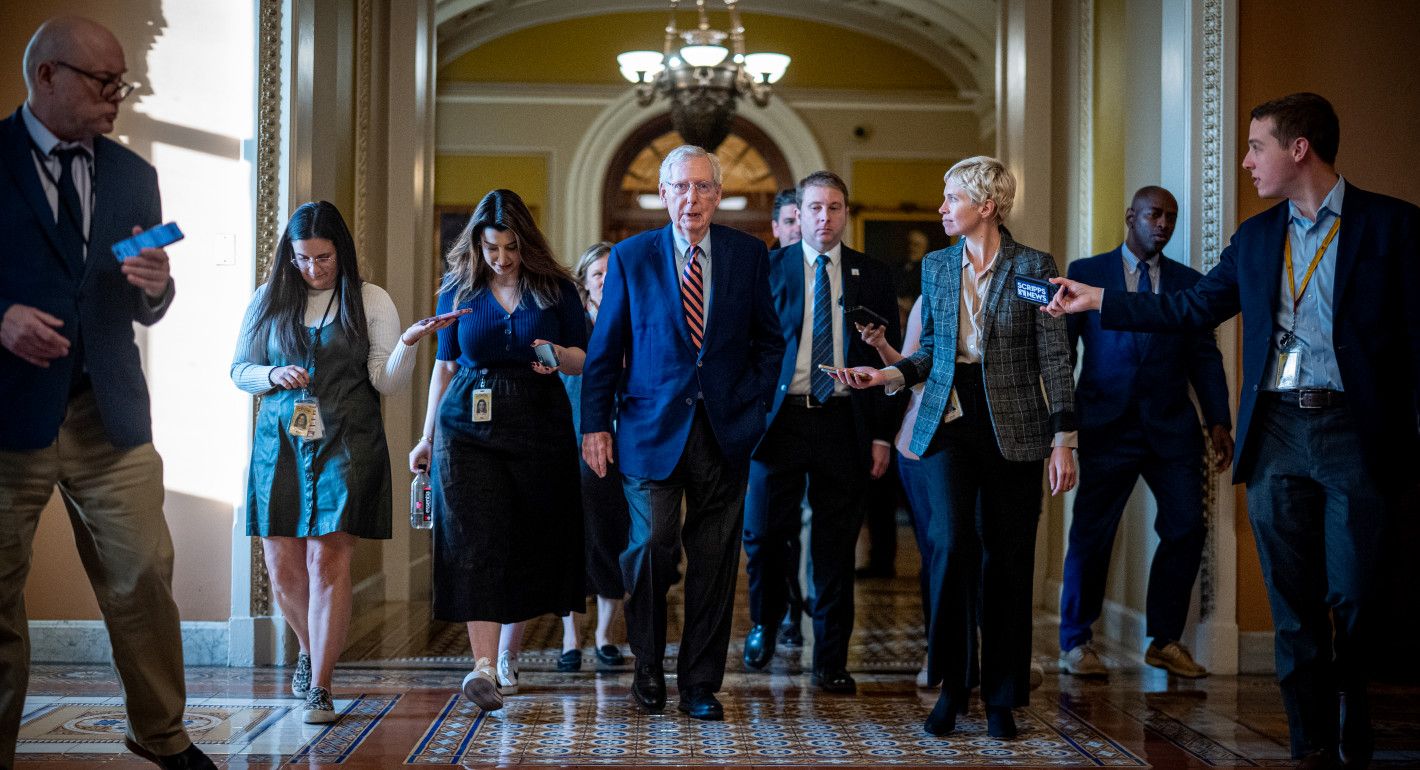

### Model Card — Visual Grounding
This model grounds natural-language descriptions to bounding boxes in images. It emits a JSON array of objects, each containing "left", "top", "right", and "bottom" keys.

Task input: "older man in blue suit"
[
  {"left": 0, "top": 17, "right": 215, "bottom": 770},
  {"left": 1049, "top": 93, "right": 1420, "bottom": 770},
  {"left": 1058, "top": 186, "right": 1233, "bottom": 680},
  {"left": 581, "top": 144, "right": 783, "bottom": 721}
]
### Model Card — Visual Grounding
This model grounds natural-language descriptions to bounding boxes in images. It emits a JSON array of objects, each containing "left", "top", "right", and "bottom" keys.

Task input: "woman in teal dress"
[{"left": 232, "top": 201, "right": 456, "bottom": 723}]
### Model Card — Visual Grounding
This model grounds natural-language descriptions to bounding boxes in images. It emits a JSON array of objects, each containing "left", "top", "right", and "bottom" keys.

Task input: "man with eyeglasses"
[
  {"left": 0, "top": 17, "right": 215, "bottom": 770},
  {"left": 581, "top": 144, "right": 782, "bottom": 721}
]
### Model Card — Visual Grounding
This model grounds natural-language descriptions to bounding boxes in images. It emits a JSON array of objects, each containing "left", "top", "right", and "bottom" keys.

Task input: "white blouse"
[{"left": 230, "top": 282, "right": 416, "bottom": 396}]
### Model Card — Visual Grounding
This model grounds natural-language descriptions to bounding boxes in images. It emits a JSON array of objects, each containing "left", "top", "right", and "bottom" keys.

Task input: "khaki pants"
[{"left": 0, "top": 391, "right": 190, "bottom": 767}]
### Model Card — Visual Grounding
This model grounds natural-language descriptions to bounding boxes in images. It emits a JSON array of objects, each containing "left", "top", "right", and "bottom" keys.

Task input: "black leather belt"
[
  {"left": 783, "top": 394, "right": 849, "bottom": 410},
  {"left": 1273, "top": 388, "right": 1345, "bottom": 409}
]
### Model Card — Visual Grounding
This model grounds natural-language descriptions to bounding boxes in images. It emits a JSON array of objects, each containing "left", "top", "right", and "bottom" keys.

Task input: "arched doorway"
[{"left": 601, "top": 114, "right": 794, "bottom": 245}]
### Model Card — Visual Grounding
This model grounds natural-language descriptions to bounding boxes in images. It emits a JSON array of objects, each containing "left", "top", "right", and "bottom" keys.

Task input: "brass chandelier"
[{"left": 617, "top": 0, "right": 790, "bottom": 152}]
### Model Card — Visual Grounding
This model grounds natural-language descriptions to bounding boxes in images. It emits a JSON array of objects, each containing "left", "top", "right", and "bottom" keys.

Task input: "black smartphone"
[
  {"left": 533, "top": 342, "right": 559, "bottom": 368},
  {"left": 1012, "top": 275, "right": 1058, "bottom": 305},
  {"left": 844, "top": 304, "right": 890, "bottom": 328}
]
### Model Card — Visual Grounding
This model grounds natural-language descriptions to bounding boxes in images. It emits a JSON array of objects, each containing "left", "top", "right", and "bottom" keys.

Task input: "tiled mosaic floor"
[{"left": 16, "top": 530, "right": 1420, "bottom": 768}]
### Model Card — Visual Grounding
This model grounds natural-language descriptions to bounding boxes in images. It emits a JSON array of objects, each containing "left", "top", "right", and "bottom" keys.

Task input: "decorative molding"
[
  {"left": 29, "top": 621, "right": 230, "bottom": 666},
  {"left": 354, "top": 0, "right": 373, "bottom": 265},
  {"left": 1075, "top": 0, "right": 1093, "bottom": 264},
  {"left": 1197, "top": 0, "right": 1226, "bottom": 623},
  {"left": 250, "top": 0, "right": 284, "bottom": 619},
  {"left": 437, "top": 82, "right": 975, "bottom": 113}
]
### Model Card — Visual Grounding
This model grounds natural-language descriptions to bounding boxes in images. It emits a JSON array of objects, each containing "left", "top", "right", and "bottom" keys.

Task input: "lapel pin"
[{"left": 851, "top": 268, "right": 860, "bottom": 276}]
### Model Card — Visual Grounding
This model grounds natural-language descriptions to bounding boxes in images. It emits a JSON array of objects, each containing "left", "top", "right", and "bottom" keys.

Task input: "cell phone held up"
[
  {"left": 844, "top": 304, "right": 890, "bottom": 329},
  {"left": 112, "top": 222, "right": 184, "bottom": 261},
  {"left": 533, "top": 342, "right": 559, "bottom": 368}
]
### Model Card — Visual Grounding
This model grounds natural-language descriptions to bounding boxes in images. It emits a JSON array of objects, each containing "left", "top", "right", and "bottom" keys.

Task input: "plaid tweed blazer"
[{"left": 896, "top": 230, "right": 1076, "bottom": 461}]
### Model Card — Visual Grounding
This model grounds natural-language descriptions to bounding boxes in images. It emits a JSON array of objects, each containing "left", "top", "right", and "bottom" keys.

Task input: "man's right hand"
[
  {"left": 1043, "top": 277, "right": 1104, "bottom": 317},
  {"left": 582, "top": 431, "right": 615, "bottom": 478},
  {"left": 1, "top": 304, "right": 69, "bottom": 367}
]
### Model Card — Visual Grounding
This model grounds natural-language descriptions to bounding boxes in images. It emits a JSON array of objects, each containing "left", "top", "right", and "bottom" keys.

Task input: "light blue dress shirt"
[{"left": 1263, "top": 176, "right": 1346, "bottom": 391}]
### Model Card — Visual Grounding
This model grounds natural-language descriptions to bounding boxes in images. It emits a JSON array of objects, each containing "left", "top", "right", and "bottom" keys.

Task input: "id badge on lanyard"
[
  {"left": 1275, "top": 217, "right": 1340, "bottom": 391},
  {"left": 287, "top": 290, "right": 335, "bottom": 441}
]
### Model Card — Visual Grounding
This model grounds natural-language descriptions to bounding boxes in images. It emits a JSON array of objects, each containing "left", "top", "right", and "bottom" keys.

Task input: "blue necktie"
[
  {"left": 1133, "top": 262, "right": 1152, "bottom": 356},
  {"left": 52, "top": 146, "right": 88, "bottom": 266},
  {"left": 810, "top": 254, "right": 834, "bottom": 403}
]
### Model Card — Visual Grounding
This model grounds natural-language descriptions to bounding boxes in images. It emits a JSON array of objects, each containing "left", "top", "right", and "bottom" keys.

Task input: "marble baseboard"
[
  {"left": 30, "top": 620, "right": 229, "bottom": 666},
  {"left": 1239, "top": 630, "right": 1277, "bottom": 675}
]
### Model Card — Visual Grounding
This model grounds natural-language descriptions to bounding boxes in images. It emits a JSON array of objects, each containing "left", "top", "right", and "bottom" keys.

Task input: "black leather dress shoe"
[
  {"left": 595, "top": 644, "right": 625, "bottom": 666},
  {"left": 631, "top": 662, "right": 666, "bottom": 712},
  {"left": 742, "top": 624, "right": 775, "bottom": 670},
  {"left": 124, "top": 738, "right": 218, "bottom": 769},
  {"left": 811, "top": 669, "right": 857, "bottom": 694},
  {"left": 986, "top": 706, "right": 1017, "bottom": 739},
  {"left": 557, "top": 649, "right": 582, "bottom": 672},
  {"left": 923, "top": 690, "right": 957, "bottom": 736},
  {"left": 677, "top": 685, "right": 724, "bottom": 721},
  {"left": 778, "top": 620, "right": 804, "bottom": 647}
]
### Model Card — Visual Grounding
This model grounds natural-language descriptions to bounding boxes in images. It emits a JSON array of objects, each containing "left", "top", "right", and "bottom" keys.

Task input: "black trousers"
[
  {"left": 1247, "top": 395, "right": 1386, "bottom": 759},
  {"left": 620, "top": 404, "right": 748, "bottom": 692},
  {"left": 917, "top": 364, "right": 1043, "bottom": 708},
  {"left": 744, "top": 397, "right": 865, "bottom": 673}
]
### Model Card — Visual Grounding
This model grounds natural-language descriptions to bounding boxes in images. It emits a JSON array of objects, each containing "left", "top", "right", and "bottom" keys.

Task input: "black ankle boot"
[
  {"left": 924, "top": 690, "right": 958, "bottom": 736},
  {"left": 986, "top": 706, "right": 1017, "bottom": 739}
]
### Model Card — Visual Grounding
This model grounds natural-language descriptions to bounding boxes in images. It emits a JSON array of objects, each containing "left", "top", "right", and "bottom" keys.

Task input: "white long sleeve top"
[{"left": 230, "top": 282, "right": 417, "bottom": 396}]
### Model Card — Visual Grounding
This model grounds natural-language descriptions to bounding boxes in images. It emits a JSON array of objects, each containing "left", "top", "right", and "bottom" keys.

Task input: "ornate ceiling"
[{"left": 434, "top": 0, "right": 995, "bottom": 97}]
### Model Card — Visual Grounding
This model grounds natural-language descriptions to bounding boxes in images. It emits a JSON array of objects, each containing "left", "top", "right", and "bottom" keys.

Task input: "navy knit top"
[{"left": 434, "top": 278, "right": 587, "bottom": 368}]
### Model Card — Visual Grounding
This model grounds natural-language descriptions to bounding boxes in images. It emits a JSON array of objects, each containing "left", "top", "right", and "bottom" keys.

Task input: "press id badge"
[
  {"left": 943, "top": 387, "right": 964, "bottom": 423},
  {"left": 1274, "top": 336, "right": 1302, "bottom": 390},
  {"left": 471, "top": 388, "right": 493, "bottom": 422},
  {"left": 288, "top": 397, "right": 324, "bottom": 440}
]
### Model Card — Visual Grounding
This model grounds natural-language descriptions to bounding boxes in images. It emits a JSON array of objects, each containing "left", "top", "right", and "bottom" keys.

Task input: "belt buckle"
[
  {"left": 1296, "top": 389, "right": 1329, "bottom": 409},
  {"left": 803, "top": 394, "right": 822, "bottom": 409}
]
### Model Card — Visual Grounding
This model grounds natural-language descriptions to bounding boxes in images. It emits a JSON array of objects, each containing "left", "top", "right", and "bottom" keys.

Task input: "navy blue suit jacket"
[
  {"left": 0, "top": 107, "right": 170, "bottom": 451},
  {"left": 1101, "top": 184, "right": 1420, "bottom": 484},
  {"left": 756, "top": 243, "right": 903, "bottom": 466},
  {"left": 1068, "top": 248, "right": 1231, "bottom": 459},
  {"left": 581, "top": 223, "right": 784, "bottom": 480}
]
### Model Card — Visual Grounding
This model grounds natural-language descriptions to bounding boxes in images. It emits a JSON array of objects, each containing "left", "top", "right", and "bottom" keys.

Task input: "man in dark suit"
[
  {"left": 1049, "top": 93, "right": 1420, "bottom": 770},
  {"left": 582, "top": 144, "right": 783, "bottom": 721},
  {"left": 740, "top": 172, "right": 900, "bottom": 693},
  {"left": 1058, "top": 186, "right": 1234, "bottom": 680},
  {"left": 0, "top": 17, "right": 215, "bottom": 770}
]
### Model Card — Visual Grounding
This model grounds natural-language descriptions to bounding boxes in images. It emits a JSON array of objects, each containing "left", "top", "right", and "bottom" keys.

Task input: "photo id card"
[
  {"left": 471, "top": 388, "right": 493, "bottom": 422},
  {"left": 1275, "top": 345, "right": 1302, "bottom": 390},
  {"left": 1013, "top": 275, "right": 1058, "bottom": 305},
  {"left": 943, "top": 387, "right": 964, "bottom": 423},
  {"left": 288, "top": 398, "right": 323, "bottom": 440}
]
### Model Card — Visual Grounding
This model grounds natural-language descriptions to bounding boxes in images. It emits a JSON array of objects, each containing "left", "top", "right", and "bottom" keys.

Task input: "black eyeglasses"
[{"left": 55, "top": 61, "right": 139, "bottom": 101}]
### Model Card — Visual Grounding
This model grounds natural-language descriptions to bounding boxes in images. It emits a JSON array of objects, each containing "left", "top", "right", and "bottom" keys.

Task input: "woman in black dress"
[
  {"left": 558, "top": 242, "right": 629, "bottom": 671},
  {"left": 409, "top": 189, "right": 587, "bottom": 711}
]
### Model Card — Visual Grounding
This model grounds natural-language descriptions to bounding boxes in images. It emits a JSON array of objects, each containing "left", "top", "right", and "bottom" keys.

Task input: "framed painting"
[{"left": 853, "top": 211, "right": 952, "bottom": 311}]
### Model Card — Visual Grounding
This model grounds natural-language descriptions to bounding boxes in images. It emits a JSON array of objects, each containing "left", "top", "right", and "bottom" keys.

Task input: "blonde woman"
[{"left": 836, "top": 157, "right": 1075, "bottom": 738}]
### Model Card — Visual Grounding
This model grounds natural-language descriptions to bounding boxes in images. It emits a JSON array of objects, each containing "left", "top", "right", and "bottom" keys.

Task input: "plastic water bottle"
[{"left": 410, "top": 467, "right": 433, "bottom": 530}]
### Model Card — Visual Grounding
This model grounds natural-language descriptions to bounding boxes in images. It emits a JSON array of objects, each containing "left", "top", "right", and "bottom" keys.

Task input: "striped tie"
[
  {"left": 810, "top": 254, "right": 834, "bottom": 403},
  {"left": 682, "top": 245, "right": 705, "bottom": 349}
]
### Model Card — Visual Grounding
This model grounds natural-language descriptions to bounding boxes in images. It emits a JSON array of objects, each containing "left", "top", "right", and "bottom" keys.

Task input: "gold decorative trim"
[
  {"left": 250, "top": 0, "right": 284, "bottom": 617},
  {"left": 1197, "top": 0, "right": 1225, "bottom": 620},
  {"left": 354, "top": 0, "right": 372, "bottom": 267},
  {"left": 1076, "top": 0, "right": 1093, "bottom": 263}
]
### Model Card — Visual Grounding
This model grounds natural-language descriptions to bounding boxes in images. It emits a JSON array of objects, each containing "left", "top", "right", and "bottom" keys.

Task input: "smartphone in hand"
[
  {"left": 533, "top": 342, "right": 560, "bottom": 368},
  {"left": 844, "top": 304, "right": 890, "bottom": 329},
  {"left": 112, "top": 222, "right": 184, "bottom": 261}
]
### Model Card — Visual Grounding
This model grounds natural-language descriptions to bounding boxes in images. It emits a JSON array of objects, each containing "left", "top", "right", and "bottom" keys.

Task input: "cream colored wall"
[{"left": 2, "top": 1, "right": 257, "bottom": 622}]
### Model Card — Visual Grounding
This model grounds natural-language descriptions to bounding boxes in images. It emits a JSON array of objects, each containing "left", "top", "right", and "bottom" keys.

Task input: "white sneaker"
[
  {"left": 302, "top": 685, "right": 338, "bottom": 724},
  {"left": 1060, "top": 644, "right": 1109, "bottom": 677},
  {"left": 462, "top": 658, "right": 504, "bottom": 711},
  {"left": 496, "top": 650, "right": 520, "bottom": 695},
  {"left": 915, "top": 654, "right": 938, "bottom": 689}
]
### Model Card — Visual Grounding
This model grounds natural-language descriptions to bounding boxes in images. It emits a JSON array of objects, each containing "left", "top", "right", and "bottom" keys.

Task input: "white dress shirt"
[{"left": 788, "top": 240, "right": 846, "bottom": 396}]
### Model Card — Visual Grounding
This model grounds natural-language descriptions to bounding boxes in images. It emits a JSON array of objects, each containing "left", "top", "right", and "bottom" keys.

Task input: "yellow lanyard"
[{"left": 1283, "top": 216, "right": 1341, "bottom": 313}]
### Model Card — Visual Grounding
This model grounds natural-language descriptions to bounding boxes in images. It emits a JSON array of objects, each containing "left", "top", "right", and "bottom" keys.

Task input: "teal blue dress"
[{"left": 246, "top": 314, "right": 392, "bottom": 539}]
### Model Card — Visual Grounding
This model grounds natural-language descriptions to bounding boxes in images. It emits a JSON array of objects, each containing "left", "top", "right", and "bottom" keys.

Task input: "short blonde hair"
[{"left": 944, "top": 156, "right": 1016, "bottom": 223}]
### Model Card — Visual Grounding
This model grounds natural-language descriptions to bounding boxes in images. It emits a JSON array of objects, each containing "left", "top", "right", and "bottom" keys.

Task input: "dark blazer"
[
  {"left": 896, "top": 228, "right": 1076, "bottom": 461},
  {"left": 1101, "top": 183, "right": 1420, "bottom": 484},
  {"left": 756, "top": 242, "right": 904, "bottom": 466},
  {"left": 0, "top": 107, "right": 170, "bottom": 451},
  {"left": 581, "top": 223, "right": 784, "bottom": 480},
  {"left": 1068, "top": 248, "right": 1231, "bottom": 458}
]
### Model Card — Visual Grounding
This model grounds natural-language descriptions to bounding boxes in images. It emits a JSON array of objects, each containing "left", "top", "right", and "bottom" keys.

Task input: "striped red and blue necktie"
[{"left": 681, "top": 244, "right": 705, "bottom": 349}]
